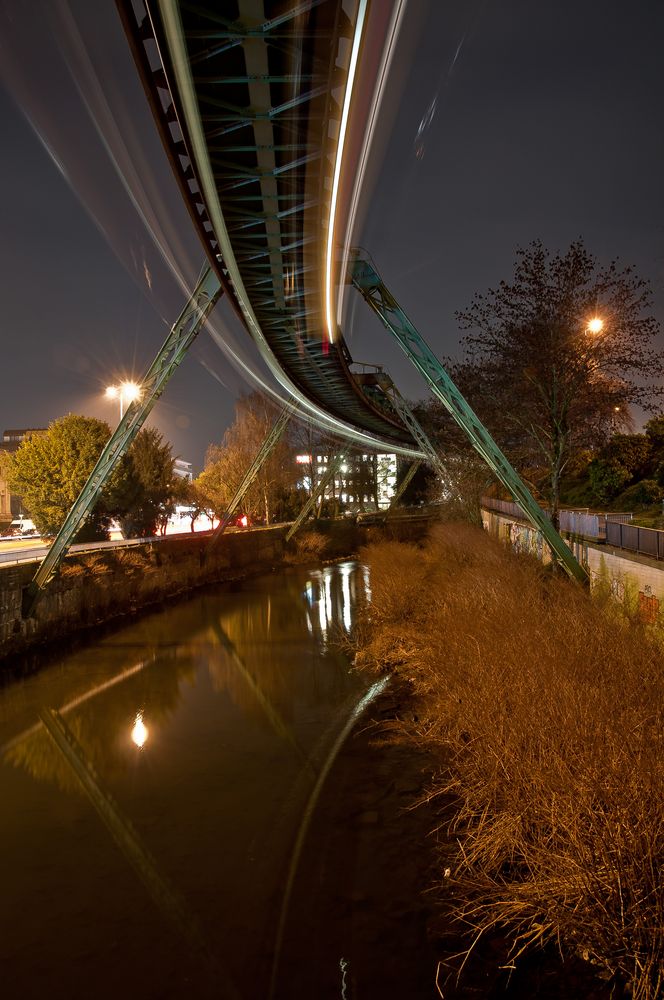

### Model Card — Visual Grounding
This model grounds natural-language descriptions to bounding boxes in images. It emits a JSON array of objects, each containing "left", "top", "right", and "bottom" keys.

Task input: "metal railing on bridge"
[{"left": 481, "top": 497, "right": 633, "bottom": 542}]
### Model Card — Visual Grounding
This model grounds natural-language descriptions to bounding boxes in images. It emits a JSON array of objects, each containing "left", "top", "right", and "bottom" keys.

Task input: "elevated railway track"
[
  {"left": 118, "top": 0, "right": 415, "bottom": 451},
  {"left": 22, "top": 0, "right": 588, "bottom": 609}
]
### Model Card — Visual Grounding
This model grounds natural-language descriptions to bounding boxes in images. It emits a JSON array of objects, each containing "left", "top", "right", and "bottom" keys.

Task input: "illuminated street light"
[
  {"left": 587, "top": 317, "right": 604, "bottom": 334},
  {"left": 131, "top": 711, "right": 148, "bottom": 748},
  {"left": 105, "top": 381, "right": 142, "bottom": 418}
]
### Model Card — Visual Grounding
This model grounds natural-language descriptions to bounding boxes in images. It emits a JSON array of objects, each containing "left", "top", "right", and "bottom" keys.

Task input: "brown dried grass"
[
  {"left": 292, "top": 529, "right": 329, "bottom": 560},
  {"left": 356, "top": 523, "right": 664, "bottom": 998}
]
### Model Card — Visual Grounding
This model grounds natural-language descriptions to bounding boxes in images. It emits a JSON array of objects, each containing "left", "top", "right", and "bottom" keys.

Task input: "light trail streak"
[
  {"left": 4, "top": 2, "right": 424, "bottom": 457},
  {"left": 336, "top": 0, "right": 409, "bottom": 330},
  {"left": 157, "top": 0, "right": 424, "bottom": 459},
  {"left": 324, "top": 0, "right": 368, "bottom": 342},
  {"left": 268, "top": 675, "right": 390, "bottom": 998}
]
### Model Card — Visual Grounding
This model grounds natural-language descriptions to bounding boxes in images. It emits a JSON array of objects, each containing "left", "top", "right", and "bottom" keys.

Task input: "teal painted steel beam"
[
  {"left": 195, "top": 74, "right": 318, "bottom": 85},
  {"left": 185, "top": 0, "right": 325, "bottom": 40},
  {"left": 388, "top": 460, "right": 422, "bottom": 512},
  {"left": 217, "top": 144, "right": 315, "bottom": 154},
  {"left": 208, "top": 401, "right": 298, "bottom": 545},
  {"left": 380, "top": 381, "right": 450, "bottom": 486},
  {"left": 23, "top": 266, "right": 223, "bottom": 614},
  {"left": 349, "top": 253, "right": 588, "bottom": 585},
  {"left": 286, "top": 452, "right": 347, "bottom": 542}
]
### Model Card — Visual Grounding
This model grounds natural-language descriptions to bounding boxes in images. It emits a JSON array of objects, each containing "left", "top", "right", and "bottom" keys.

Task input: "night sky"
[{"left": 1, "top": 0, "right": 663, "bottom": 471}]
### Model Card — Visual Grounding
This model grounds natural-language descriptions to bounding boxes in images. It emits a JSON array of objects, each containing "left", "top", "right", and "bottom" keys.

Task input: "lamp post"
[{"left": 105, "top": 381, "right": 142, "bottom": 419}]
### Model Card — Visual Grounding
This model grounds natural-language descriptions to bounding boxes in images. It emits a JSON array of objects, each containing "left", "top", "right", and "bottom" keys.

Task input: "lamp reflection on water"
[
  {"left": 304, "top": 565, "right": 355, "bottom": 637},
  {"left": 131, "top": 711, "right": 149, "bottom": 749}
]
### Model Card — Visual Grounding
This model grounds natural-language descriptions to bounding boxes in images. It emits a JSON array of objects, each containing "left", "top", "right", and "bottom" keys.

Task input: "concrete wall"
[
  {"left": 0, "top": 513, "right": 433, "bottom": 665},
  {"left": 482, "top": 507, "right": 664, "bottom": 624}
]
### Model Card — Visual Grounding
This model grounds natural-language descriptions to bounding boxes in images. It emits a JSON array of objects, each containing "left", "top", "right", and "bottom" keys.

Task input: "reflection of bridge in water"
[{"left": 22, "top": 1, "right": 588, "bottom": 615}]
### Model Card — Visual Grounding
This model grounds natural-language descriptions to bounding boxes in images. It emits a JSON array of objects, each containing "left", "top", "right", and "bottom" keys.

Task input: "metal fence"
[
  {"left": 481, "top": 496, "right": 636, "bottom": 546},
  {"left": 605, "top": 520, "right": 664, "bottom": 560}
]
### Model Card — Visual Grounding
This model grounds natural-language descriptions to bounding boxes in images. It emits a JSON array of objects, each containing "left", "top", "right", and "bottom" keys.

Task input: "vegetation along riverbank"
[{"left": 351, "top": 523, "right": 663, "bottom": 999}]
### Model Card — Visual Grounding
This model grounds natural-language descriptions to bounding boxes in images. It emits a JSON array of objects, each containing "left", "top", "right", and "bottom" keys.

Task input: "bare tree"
[
  {"left": 196, "top": 393, "right": 297, "bottom": 525},
  {"left": 452, "top": 239, "right": 662, "bottom": 527}
]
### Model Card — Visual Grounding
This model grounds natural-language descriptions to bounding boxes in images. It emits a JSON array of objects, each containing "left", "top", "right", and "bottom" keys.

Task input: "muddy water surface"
[{"left": 0, "top": 563, "right": 437, "bottom": 999}]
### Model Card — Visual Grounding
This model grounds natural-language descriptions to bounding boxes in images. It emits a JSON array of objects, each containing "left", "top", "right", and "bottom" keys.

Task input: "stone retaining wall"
[{"left": 482, "top": 507, "right": 664, "bottom": 624}]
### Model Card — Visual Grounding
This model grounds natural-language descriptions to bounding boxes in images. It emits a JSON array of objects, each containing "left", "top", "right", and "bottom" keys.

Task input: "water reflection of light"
[
  {"left": 324, "top": 569, "right": 333, "bottom": 626},
  {"left": 340, "top": 563, "right": 352, "bottom": 633},
  {"left": 131, "top": 712, "right": 148, "bottom": 748},
  {"left": 362, "top": 565, "right": 372, "bottom": 603},
  {"left": 318, "top": 583, "right": 327, "bottom": 634}
]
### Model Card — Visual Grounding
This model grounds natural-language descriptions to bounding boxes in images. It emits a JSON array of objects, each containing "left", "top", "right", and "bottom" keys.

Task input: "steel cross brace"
[
  {"left": 208, "top": 400, "right": 298, "bottom": 545},
  {"left": 285, "top": 451, "right": 348, "bottom": 542},
  {"left": 387, "top": 460, "right": 422, "bottom": 513},
  {"left": 23, "top": 266, "right": 223, "bottom": 615},
  {"left": 379, "top": 379, "right": 450, "bottom": 486},
  {"left": 349, "top": 254, "right": 588, "bottom": 585}
]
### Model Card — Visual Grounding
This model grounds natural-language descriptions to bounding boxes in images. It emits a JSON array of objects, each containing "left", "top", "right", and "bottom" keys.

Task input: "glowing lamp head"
[
  {"left": 121, "top": 381, "right": 142, "bottom": 403},
  {"left": 587, "top": 317, "right": 604, "bottom": 335},
  {"left": 105, "top": 385, "right": 119, "bottom": 400},
  {"left": 131, "top": 712, "right": 148, "bottom": 748}
]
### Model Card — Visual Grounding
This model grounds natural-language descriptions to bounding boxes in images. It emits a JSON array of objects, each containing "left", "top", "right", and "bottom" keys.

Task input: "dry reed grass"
[
  {"left": 290, "top": 529, "right": 329, "bottom": 561},
  {"left": 355, "top": 523, "right": 664, "bottom": 998}
]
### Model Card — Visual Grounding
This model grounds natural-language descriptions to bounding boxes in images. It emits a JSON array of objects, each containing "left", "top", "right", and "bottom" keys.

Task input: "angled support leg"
[
  {"left": 285, "top": 451, "right": 347, "bottom": 542},
  {"left": 208, "top": 400, "right": 298, "bottom": 547},
  {"left": 378, "top": 377, "right": 450, "bottom": 485},
  {"left": 350, "top": 253, "right": 588, "bottom": 585},
  {"left": 387, "top": 459, "right": 422, "bottom": 514},
  {"left": 23, "top": 266, "right": 223, "bottom": 615}
]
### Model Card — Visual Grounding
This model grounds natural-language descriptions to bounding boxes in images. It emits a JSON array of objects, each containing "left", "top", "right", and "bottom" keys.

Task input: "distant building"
[
  {"left": 0, "top": 428, "right": 46, "bottom": 524},
  {"left": 295, "top": 451, "right": 398, "bottom": 511},
  {"left": 1, "top": 428, "right": 45, "bottom": 454},
  {"left": 173, "top": 458, "right": 193, "bottom": 481}
]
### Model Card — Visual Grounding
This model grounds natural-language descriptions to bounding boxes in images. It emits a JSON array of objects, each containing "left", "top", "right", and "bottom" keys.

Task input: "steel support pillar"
[
  {"left": 23, "top": 266, "right": 223, "bottom": 615},
  {"left": 208, "top": 401, "right": 297, "bottom": 546},
  {"left": 350, "top": 253, "right": 588, "bottom": 584},
  {"left": 387, "top": 460, "right": 422, "bottom": 513},
  {"left": 285, "top": 451, "right": 347, "bottom": 541},
  {"left": 380, "top": 380, "right": 450, "bottom": 486}
]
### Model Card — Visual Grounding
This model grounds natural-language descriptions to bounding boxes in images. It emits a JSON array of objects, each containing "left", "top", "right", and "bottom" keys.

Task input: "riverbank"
[{"left": 351, "top": 523, "right": 663, "bottom": 999}]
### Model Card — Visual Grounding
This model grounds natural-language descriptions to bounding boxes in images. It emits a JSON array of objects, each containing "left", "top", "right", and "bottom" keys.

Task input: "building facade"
[
  {"left": 0, "top": 429, "right": 46, "bottom": 526},
  {"left": 296, "top": 450, "right": 398, "bottom": 511}
]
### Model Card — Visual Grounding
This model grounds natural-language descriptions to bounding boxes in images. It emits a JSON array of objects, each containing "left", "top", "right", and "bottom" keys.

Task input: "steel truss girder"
[
  {"left": 209, "top": 401, "right": 298, "bottom": 544},
  {"left": 286, "top": 450, "right": 347, "bottom": 541},
  {"left": 350, "top": 254, "right": 588, "bottom": 585},
  {"left": 23, "top": 266, "right": 223, "bottom": 614}
]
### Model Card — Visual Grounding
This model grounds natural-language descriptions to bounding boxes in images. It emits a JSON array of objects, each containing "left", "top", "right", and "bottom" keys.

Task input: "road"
[{"left": 0, "top": 535, "right": 160, "bottom": 567}]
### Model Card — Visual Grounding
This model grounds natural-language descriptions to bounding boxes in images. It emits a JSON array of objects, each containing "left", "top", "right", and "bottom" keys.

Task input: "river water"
[{"left": 0, "top": 561, "right": 404, "bottom": 999}]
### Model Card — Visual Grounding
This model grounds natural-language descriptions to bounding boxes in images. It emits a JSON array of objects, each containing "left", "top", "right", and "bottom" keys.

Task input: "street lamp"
[
  {"left": 587, "top": 317, "right": 604, "bottom": 334},
  {"left": 105, "top": 381, "right": 142, "bottom": 418},
  {"left": 131, "top": 711, "right": 148, "bottom": 748}
]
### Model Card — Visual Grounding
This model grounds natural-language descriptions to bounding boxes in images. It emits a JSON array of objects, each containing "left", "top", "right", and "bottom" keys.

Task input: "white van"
[{"left": 3, "top": 518, "right": 39, "bottom": 538}]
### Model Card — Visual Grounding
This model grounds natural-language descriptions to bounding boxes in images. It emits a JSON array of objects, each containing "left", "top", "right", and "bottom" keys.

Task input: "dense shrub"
[
  {"left": 355, "top": 524, "right": 664, "bottom": 998},
  {"left": 614, "top": 479, "right": 664, "bottom": 509}
]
